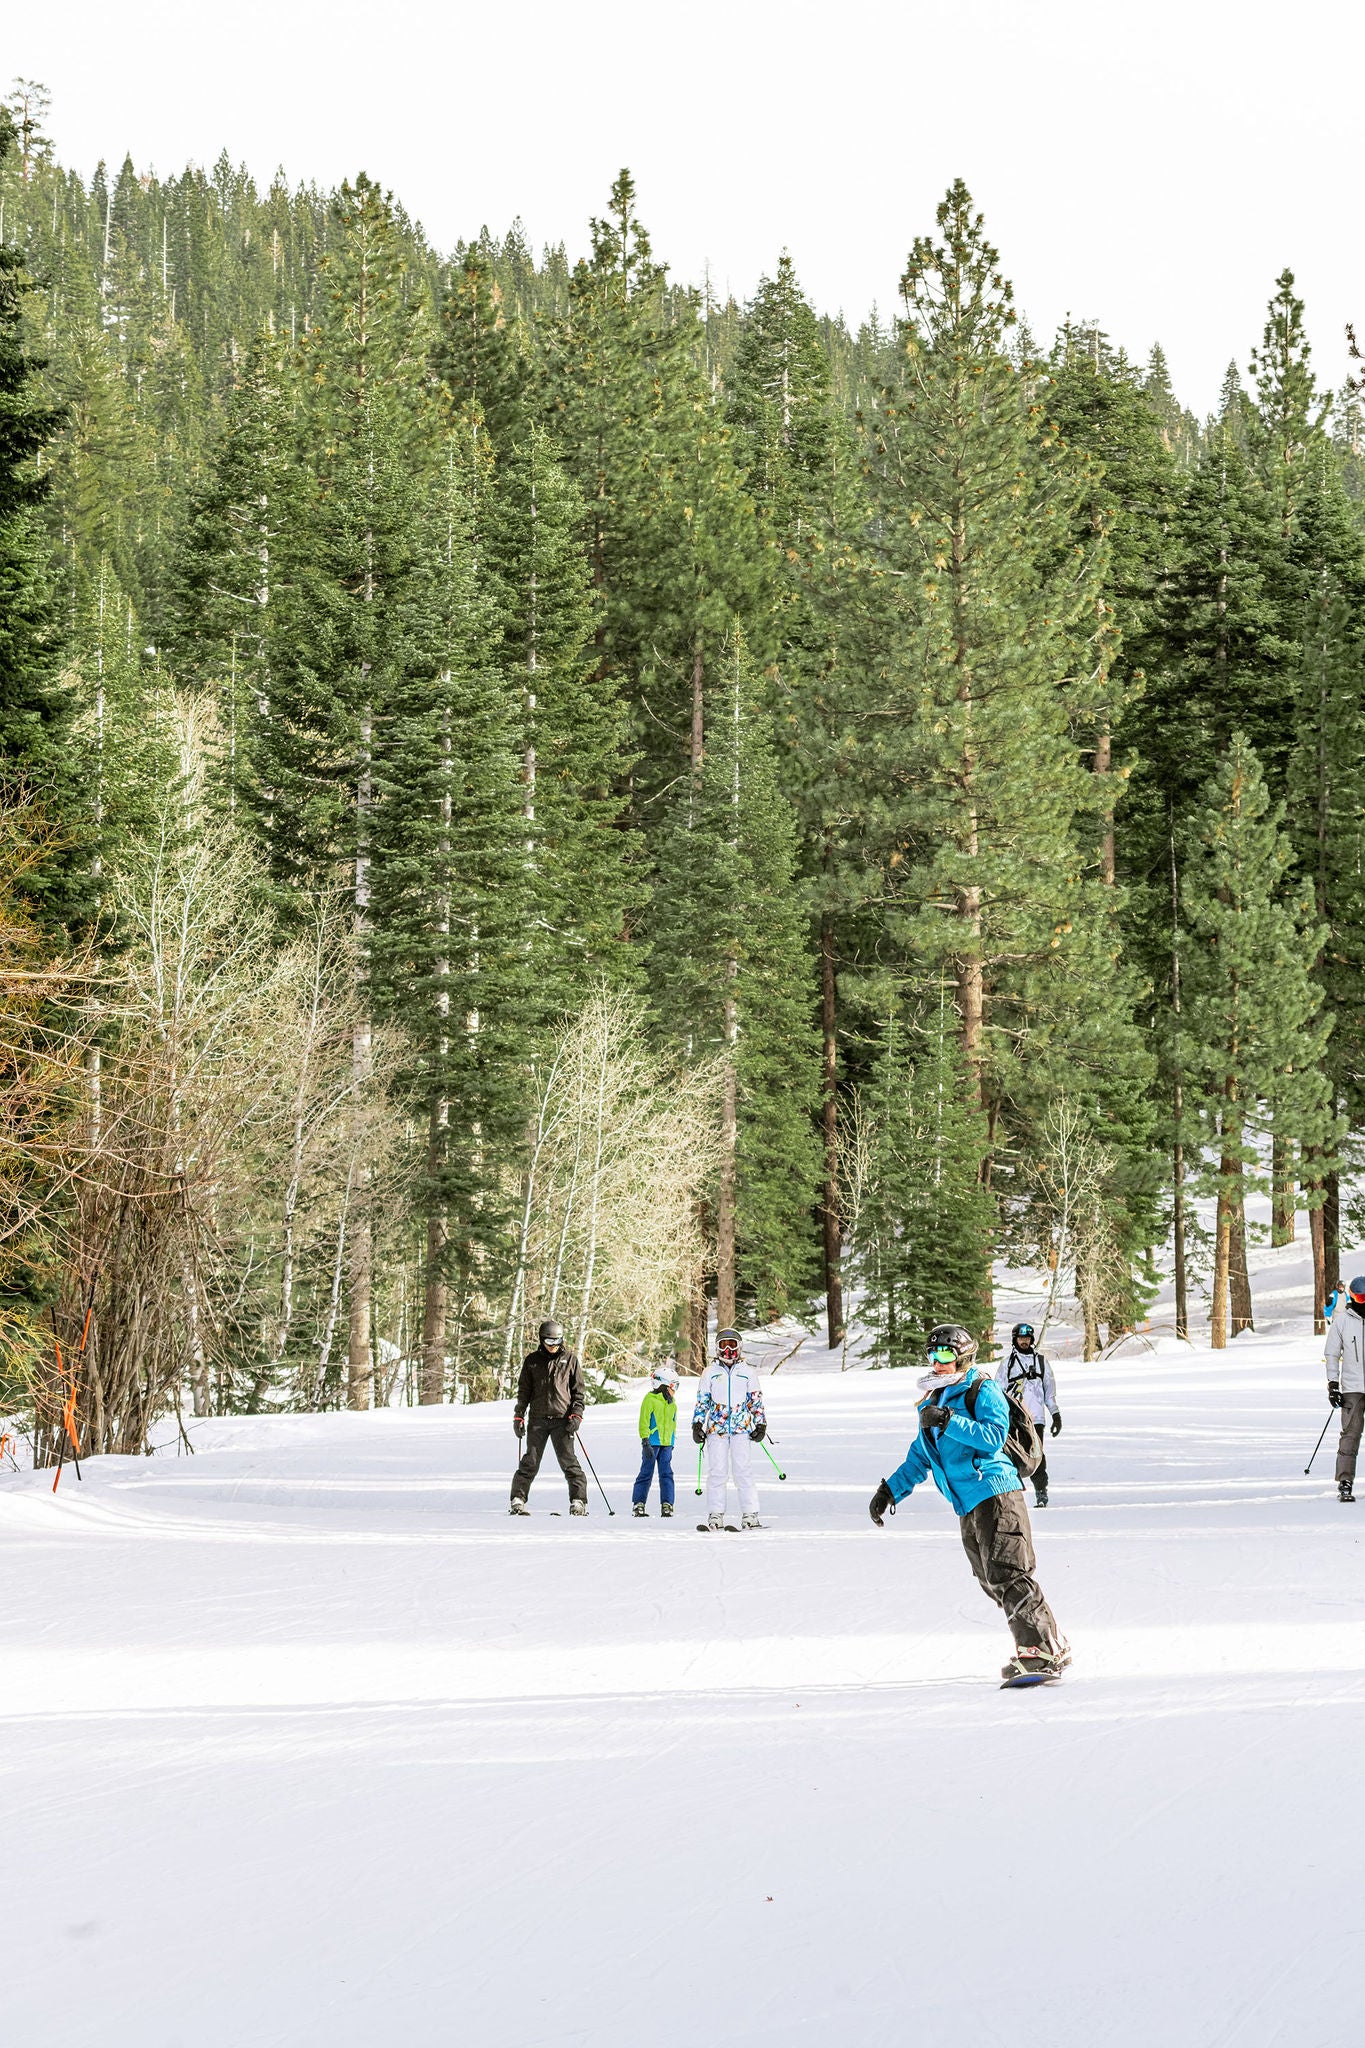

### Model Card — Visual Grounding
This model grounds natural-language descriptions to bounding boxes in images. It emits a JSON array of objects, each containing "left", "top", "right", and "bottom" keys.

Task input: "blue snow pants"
[{"left": 632, "top": 1443, "right": 675, "bottom": 1506}]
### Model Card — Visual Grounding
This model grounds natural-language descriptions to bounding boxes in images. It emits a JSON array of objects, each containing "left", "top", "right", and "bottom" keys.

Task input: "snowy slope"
[{"left": 1, "top": 1326, "right": 1358, "bottom": 2048}]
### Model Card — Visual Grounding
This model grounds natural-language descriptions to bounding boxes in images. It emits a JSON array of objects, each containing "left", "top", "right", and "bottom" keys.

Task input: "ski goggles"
[
  {"left": 929, "top": 1344, "right": 958, "bottom": 1366},
  {"left": 1015, "top": 1325, "right": 1035, "bottom": 1341}
]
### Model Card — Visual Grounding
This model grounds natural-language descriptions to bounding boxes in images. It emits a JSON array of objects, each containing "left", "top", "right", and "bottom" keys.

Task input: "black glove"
[
  {"left": 920, "top": 1401, "right": 950, "bottom": 1433},
  {"left": 1051, "top": 1412, "right": 1062, "bottom": 1437},
  {"left": 869, "top": 1479, "right": 894, "bottom": 1526},
  {"left": 564, "top": 1413, "right": 580, "bottom": 1434},
  {"left": 751, "top": 1421, "right": 767, "bottom": 1442},
  {"left": 692, "top": 1421, "right": 705, "bottom": 1445},
  {"left": 513, "top": 1415, "right": 525, "bottom": 1439},
  {"left": 1329, "top": 1381, "right": 1343, "bottom": 1408}
]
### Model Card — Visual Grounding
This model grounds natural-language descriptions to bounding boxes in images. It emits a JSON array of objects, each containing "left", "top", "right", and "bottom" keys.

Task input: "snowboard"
[{"left": 1000, "top": 1669, "right": 1064, "bottom": 1690}]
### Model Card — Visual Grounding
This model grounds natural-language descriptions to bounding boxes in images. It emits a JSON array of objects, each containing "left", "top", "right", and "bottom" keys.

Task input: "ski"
[{"left": 696, "top": 1523, "right": 740, "bottom": 1533}]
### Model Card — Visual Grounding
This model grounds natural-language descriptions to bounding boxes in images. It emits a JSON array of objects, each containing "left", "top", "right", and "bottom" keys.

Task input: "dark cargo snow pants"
[
  {"left": 1337, "top": 1392, "right": 1365, "bottom": 1482},
  {"left": 959, "top": 1489, "right": 1061, "bottom": 1653},
  {"left": 512, "top": 1420, "right": 587, "bottom": 1506}
]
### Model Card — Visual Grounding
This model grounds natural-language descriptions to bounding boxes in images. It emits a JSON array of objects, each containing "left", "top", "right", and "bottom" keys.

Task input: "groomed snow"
[{"left": 1, "top": 1325, "right": 1356, "bottom": 2047}]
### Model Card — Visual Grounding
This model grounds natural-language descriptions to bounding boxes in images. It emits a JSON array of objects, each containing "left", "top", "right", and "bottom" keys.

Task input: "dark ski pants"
[
  {"left": 1337, "top": 1392, "right": 1365, "bottom": 1482},
  {"left": 632, "top": 1443, "right": 675, "bottom": 1506},
  {"left": 1032, "top": 1443, "right": 1049, "bottom": 1495},
  {"left": 959, "top": 1489, "right": 1062, "bottom": 1653},
  {"left": 512, "top": 1420, "right": 587, "bottom": 1506}
]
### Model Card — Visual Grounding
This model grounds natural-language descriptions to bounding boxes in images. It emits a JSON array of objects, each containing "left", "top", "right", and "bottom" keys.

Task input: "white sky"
[{"left": 11, "top": 0, "right": 1361, "bottom": 416}]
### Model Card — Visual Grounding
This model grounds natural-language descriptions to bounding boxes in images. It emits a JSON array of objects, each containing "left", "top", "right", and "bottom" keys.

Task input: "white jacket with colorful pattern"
[{"left": 692, "top": 1358, "right": 765, "bottom": 1438}]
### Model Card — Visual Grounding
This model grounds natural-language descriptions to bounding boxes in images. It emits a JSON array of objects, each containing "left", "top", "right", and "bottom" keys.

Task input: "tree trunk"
[
  {"left": 1094, "top": 727, "right": 1115, "bottom": 886},
  {"left": 689, "top": 1262, "right": 708, "bottom": 1377},
  {"left": 716, "top": 980, "right": 738, "bottom": 1330},
  {"left": 1271, "top": 1132, "right": 1295, "bottom": 1246},
  {"left": 1310, "top": 1198, "right": 1327, "bottom": 1335},
  {"left": 1169, "top": 832, "right": 1188, "bottom": 1343},
  {"left": 1211, "top": 1174, "right": 1231, "bottom": 1350},
  {"left": 349, "top": 700, "right": 373, "bottom": 1413},
  {"left": 421, "top": 1095, "right": 448, "bottom": 1405},
  {"left": 347, "top": 1085, "right": 373, "bottom": 1412},
  {"left": 1324, "top": 1170, "right": 1341, "bottom": 1298},
  {"left": 819, "top": 912, "right": 844, "bottom": 1348},
  {"left": 1228, "top": 1163, "right": 1254, "bottom": 1336},
  {"left": 956, "top": 902, "right": 984, "bottom": 1103}
]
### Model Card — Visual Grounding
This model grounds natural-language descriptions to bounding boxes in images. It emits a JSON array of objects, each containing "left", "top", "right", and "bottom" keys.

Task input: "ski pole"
[
  {"left": 576, "top": 1432, "right": 615, "bottom": 1516},
  {"left": 756, "top": 1436, "right": 787, "bottom": 1481},
  {"left": 1305, "top": 1408, "right": 1336, "bottom": 1476},
  {"left": 695, "top": 1443, "right": 704, "bottom": 1496}
]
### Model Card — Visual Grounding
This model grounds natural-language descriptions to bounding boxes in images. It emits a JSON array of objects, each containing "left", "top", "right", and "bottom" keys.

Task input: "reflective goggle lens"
[{"left": 930, "top": 1346, "right": 956, "bottom": 1364}]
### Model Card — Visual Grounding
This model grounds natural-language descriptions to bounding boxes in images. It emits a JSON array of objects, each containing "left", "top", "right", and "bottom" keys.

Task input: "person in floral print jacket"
[{"left": 691, "top": 1329, "right": 767, "bottom": 1530}]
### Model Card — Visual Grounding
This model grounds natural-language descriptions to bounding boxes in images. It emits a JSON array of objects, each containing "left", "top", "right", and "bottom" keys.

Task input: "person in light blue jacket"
[{"left": 868, "top": 1322, "right": 1070, "bottom": 1683}]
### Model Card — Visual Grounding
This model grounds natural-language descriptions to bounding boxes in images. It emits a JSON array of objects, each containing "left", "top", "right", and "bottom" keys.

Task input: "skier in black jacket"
[{"left": 510, "top": 1320, "right": 588, "bottom": 1516}]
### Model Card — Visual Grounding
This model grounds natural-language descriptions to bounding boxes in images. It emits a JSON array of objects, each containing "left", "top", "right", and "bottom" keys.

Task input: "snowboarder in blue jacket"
[{"left": 868, "top": 1323, "right": 1070, "bottom": 1683}]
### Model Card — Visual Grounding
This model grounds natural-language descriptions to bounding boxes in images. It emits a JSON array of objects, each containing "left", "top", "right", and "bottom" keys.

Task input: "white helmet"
[{"left": 651, "top": 1359, "right": 680, "bottom": 1385}]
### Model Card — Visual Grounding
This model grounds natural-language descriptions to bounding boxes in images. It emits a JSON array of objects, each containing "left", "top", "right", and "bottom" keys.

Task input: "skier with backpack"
[
  {"left": 867, "top": 1323, "right": 1071, "bottom": 1686},
  {"left": 692, "top": 1328, "right": 766, "bottom": 1530},
  {"left": 632, "top": 1360, "right": 679, "bottom": 1517},
  {"left": 1325, "top": 1275, "right": 1365, "bottom": 1502},
  {"left": 509, "top": 1320, "right": 588, "bottom": 1516},
  {"left": 996, "top": 1320, "right": 1061, "bottom": 1507}
]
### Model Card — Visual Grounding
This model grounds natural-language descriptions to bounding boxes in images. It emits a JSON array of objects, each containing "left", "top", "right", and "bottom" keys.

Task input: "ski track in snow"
[{"left": 4, "top": 1306, "right": 1363, "bottom": 2042}]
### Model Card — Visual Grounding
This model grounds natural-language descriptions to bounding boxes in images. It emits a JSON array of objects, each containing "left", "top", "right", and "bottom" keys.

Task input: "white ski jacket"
[
  {"left": 996, "top": 1347, "right": 1058, "bottom": 1426},
  {"left": 692, "top": 1359, "right": 765, "bottom": 1438},
  {"left": 1325, "top": 1306, "right": 1365, "bottom": 1392}
]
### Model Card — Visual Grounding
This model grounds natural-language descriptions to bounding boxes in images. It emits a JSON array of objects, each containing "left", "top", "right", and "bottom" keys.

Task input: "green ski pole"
[
  {"left": 756, "top": 1437, "right": 786, "bottom": 1481},
  {"left": 695, "top": 1442, "right": 705, "bottom": 1496}
]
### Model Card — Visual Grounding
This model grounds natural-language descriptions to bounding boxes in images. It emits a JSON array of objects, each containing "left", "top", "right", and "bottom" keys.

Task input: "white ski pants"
[{"left": 705, "top": 1430, "right": 758, "bottom": 1517}]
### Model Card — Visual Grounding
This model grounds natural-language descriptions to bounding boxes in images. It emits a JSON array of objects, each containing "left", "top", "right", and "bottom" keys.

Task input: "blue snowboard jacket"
[{"left": 885, "top": 1367, "right": 1022, "bottom": 1518}]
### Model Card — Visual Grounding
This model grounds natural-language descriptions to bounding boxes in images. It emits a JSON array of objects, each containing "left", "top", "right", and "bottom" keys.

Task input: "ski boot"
[
  {"left": 509, "top": 1499, "right": 530, "bottom": 1517},
  {"left": 1034, "top": 1484, "right": 1049, "bottom": 1508},
  {"left": 1001, "top": 1639, "right": 1072, "bottom": 1688},
  {"left": 632, "top": 1501, "right": 648, "bottom": 1518},
  {"left": 1340, "top": 1476, "right": 1356, "bottom": 1504},
  {"left": 705, "top": 1511, "right": 726, "bottom": 1532},
  {"left": 570, "top": 1501, "right": 589, "bottom": 1516},
  {"left": 741, "top": 1512, "right": 763, "bottom": 1530},
  {"left": 660, "top": 1502, "right": 674, "bottom": 1518}
]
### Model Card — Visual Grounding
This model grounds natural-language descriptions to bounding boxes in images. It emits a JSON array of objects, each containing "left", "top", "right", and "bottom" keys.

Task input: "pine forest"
[{"left": 4, "top": 77, "right": 1363, "bottom": 1451}]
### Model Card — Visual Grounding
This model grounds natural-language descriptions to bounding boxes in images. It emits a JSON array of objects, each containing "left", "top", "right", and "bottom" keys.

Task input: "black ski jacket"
[{"left": 515, "top": 1346, "right": 586, "bottom": 1424}]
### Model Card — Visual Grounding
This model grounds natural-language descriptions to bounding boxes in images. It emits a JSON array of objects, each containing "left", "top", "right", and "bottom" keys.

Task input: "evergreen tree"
[
  {"left": 252, "top": 175, "right": 433, "bottom": 1409},
  {"left": 854, "top": 1012, "right": 996, "bottom": 1364},
  {"left": 1179, "top": 736, "right": 1333, "bottom": 1345},
  {"left": 167, "top": 331, "right": 297, "bottom": 809},
  {"left": 650, "top": 631, "right": 821, "bottom": 1322},
  {"left": 537, "top": 171, "right": 761, "bottom": 815},
  {"left": 372, "top": 430, "right": 529, "bottom": 1398},
  {"left": 863, "top": 181, "right": 1143, "bottom": 1326},
  {"left": 726, "top": 251, "right": 865, "bottom": 1343},
  {"left": 0, "top": 104, "right": 68, "bottom": 791},
  {"left": 484, "top": 426, "right": 639, "bottom": 989},
  {"left": 433, "top": 246, "right": 528, "bottom": 453}
]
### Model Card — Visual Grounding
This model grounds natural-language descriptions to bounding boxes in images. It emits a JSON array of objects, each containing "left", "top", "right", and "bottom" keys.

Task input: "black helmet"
[
  {"left": 927, "top": 1324, "right": 976, "bottom": 1367},
  {"left": 1349, "top": 1277, "right": 1365, "bottom": 1305},
  {"left": 1012, "top": 1321, "right": 1036, "bottom": 1347},
  {"left": 716, "top": 1328, "right": 742, "bottom": 1362},
  {"left": 539, "top": 1319, "right": 564, "bottom": 1348}
]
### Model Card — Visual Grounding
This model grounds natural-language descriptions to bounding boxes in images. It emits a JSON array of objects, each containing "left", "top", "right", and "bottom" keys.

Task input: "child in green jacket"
[{"left": 632, "top": 1361, "right": 679, "bottom": 1517}]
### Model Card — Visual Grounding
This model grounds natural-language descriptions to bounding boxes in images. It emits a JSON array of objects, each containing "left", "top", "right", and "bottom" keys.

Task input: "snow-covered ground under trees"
[{"left": 4, "top": 1252, "right": 1361, "bottom": 2046}]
